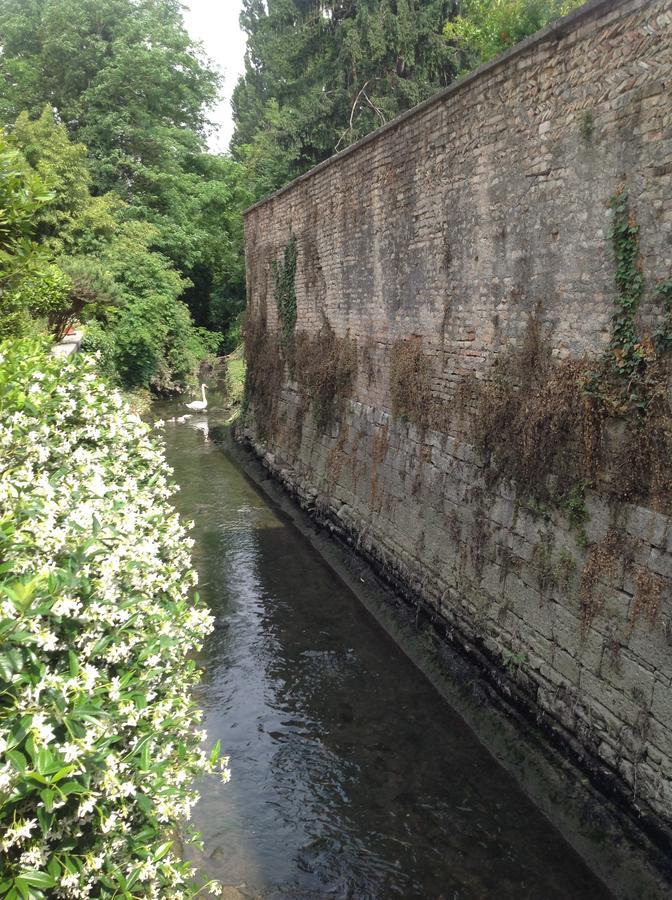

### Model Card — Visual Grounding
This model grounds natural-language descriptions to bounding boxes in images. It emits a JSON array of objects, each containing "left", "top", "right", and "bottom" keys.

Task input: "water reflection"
[{"left": 157, "top": 399, "right": 611, "bottom": 899}]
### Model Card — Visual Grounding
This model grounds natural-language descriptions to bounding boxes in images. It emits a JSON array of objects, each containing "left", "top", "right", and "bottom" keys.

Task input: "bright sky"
[{"left": 182, "top": 0, "right": 247, "bottom": 154}]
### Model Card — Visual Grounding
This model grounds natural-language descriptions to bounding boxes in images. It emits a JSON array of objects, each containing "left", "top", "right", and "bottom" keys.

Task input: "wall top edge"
[{"left": 243, "top": 0, "right": 643, "bottom": 219}]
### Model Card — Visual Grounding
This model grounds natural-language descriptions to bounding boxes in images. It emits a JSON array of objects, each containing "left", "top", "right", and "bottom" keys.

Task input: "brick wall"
[{"left": 241, "top": 0, "right": 672, "bottom": 837}]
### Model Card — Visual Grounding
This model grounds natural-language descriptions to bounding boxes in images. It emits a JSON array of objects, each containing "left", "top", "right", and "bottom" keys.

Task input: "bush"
[
  {"left": 58, "top": 257, "right": 122, "bottom": 320},
  {"left": 0, "top": 339, "right": 226, "bottom": 898},
  {"left": 0, "top": 139, "right": 51, "bottom": 339},
  {"left": 78, "top": 320, "right": 118, "bottom": 382},
  {"left": 9, "top": 264, "right": 74, "bottom": 340},
  {"left": 108, "top": 294, "right": 214, "bottom": 394}
]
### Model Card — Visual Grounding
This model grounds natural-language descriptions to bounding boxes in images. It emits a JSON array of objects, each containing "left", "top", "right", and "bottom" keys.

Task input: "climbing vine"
[
  {"left": 470, "top": 190, "right": 672, "bottom": 515},
  {"left": 653, "top": 278, "right": 672, "bottom": 351},
  {"left": 273, "top": 234, "right": 298, "bottom": 364},
  {"left": 242, "top": 301, "right": 284, "bottom": 438},
  {"left": 295, "top": 319, "right": 357, "bottom": 432},
  {"left": 389, "top": 336, "right": 434, "bottom": 429},
  {"left": 607, "top": 190, "right": 646, "bottom": 381}
]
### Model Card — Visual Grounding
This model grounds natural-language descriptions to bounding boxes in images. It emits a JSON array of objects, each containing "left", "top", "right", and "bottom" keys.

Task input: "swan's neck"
[{"left": 201, "top": 384, "right": 206, "bottom": 402}]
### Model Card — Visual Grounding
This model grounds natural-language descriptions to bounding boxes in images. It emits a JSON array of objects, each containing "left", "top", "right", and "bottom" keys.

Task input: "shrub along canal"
[{"left": 155, "top": 396, "right": 631, "bottom": 900}]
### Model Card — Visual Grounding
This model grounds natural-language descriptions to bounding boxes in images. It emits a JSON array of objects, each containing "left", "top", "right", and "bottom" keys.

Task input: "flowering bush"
[{"left": 0, "top": 339, "right": 226, "bottom": 897}]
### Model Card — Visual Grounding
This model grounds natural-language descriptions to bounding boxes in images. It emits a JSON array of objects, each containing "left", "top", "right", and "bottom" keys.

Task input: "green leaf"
[
  {"left": 13, "top": 878, "right": 30, "bottom": 900},
  {"left": 36, "top": 747, "right": 53, "bottom": 776},
  {"left": 68, "top": 650, "right": 79, "bottom": 676},
  {"left": 7, "top": 750, "right": 27, "bottom": 772},
  {"left": 39, "top": 788, "right": 56, "bottom": 812},
  {"left": 46, "top": 857, "right": 60, "bottom": 880},
  {"left": 37, "top": 807, "right": 54, "bottom": 837},
  {"left": 57, "top": 780, "right": 86, "bottom": 796},
  {"left": 51, "top": 764, "right": 76, "bottom": 784},
  {"left": 26, "top": 771, "right": 49, "bottom": 786},
  {"left": 17, "top": 871, "right": 54, "bottom": 889}
]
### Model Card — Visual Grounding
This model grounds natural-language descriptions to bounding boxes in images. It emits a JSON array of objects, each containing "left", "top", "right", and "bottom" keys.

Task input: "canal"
[{"left": 156, "top": 398, "right": 614, "bottom": 900}]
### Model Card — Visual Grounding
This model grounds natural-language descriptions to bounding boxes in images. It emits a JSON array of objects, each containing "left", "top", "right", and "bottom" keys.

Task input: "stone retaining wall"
[{"left": 241, "top": 0, "right": 672, "bottom": 840}]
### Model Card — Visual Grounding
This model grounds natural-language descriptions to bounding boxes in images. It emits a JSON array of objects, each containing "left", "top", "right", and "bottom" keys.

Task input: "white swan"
[{"left": 185, "top": 383, "right": 208, "bottom": 412}]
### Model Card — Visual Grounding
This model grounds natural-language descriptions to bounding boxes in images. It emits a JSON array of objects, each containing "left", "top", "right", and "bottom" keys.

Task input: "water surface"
[{"left": 157, "top": 400, "right": 610, "bottom": 900}]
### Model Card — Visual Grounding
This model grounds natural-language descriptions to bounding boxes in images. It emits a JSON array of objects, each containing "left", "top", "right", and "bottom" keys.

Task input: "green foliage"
[
  {"left": 75, "top": 221, "right": 219, "bottom": 392},
  {"left": 443, "top": 0, "right": 582, "bottom": 71},
  {"left": 558, "top": 484, "right": 588, "bottom": 549},
  {"left": 9, "top": 263, "right": 74, "bottom": 340},
  {"left": 653, "top": 278, "right": 672, "bottom": 351},
  {"left": 79, "top": 319, "right": 118, "bottom": 381},
  {"left": 58, "top": 256, "right": 123, "bottom": 318},
  {"left": 0, "top": 138, "right": 52, "bottom": 336},
  {"left": 9, "top": 108, "right": 121, "bottom": 256},
  {"left": 233, "top": 0, "right": 586, "bottom": 196},
  {"left": 471, "top": 194, "right": 672, "bottom": 518},
  {"left": 90, "top": 294, "right": 212, "bottom": 394},
  {"left": 608, "top": 190, "right": 646, "bottom": 377},
  {"left": 0, "top": 0, "right": 249, "bottom": 333},
  {"left": 0, "top": 339, "right": 226, "bottom": 897},
  {"left": 233, "top": 0, "right": 456, "bottom": 194},
  {"left": 274, "top": 234, "right": 298, "bottom": 360},
  {"left": 122, "top": 151, "right": 252, "bottom": 333},
  {"left": 0, "top": 0, "right": 218, "bottom": 189}
]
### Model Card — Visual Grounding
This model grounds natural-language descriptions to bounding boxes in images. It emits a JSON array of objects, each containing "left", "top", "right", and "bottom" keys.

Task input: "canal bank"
[
  {"left": 226, "top": 429, "right": 672, "bottom": 900},
  {"left": 155, "top": 394, "right": 670, "bottom": 898}
]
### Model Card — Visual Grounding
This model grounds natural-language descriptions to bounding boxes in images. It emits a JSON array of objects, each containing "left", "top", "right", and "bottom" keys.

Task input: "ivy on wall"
[{"left": 273, "top": 234, "right": 298, "bottom": 365}]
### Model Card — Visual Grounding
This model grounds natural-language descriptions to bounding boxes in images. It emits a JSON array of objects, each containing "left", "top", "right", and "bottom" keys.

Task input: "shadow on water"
[{"left": 155, "top": 397, "right": 613, "bottom": 900}]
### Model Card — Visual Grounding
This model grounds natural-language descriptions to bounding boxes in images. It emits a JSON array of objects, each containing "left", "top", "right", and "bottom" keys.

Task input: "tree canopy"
[
  {"left": 0, "top": 0, "right": 249, "bottom": 334},
  {"left": 233, "top": 0, "right": 457, "bottom": 196},
  {"left": 444, "top": 0, "right": 582, "bottom": 71}
]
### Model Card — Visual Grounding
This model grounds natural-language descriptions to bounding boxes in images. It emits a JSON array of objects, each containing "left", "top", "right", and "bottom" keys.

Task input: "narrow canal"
[{"left": 156, "top": 398, "right": 612, "bottom": 900}]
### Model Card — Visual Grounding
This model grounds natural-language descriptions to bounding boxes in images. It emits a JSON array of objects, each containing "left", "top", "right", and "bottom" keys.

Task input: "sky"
[{"left": 182, "top": 0, "right": 247, "bottom": 154}]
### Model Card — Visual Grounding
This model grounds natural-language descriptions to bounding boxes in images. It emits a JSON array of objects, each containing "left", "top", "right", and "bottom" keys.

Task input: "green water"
[{"left": 156, "top": 397, "right": 611, "bottom": 900}]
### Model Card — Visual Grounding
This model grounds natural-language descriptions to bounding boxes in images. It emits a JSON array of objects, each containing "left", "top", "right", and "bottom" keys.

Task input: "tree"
[
  {"left": 0, "top": 135, "right": 52, "bottom": 336},
  {"left": 0, "top": 0, "right": 218, "bottom": 193},
  {"left": 443, "top": 0, "right": 583, "bottom": 71},
  {"left": 232, "top": 0, "right": 588, "bottom": 198},
  {"left": 9, "top": 107, "right": 121, "bottom": 256},
  {"left": 232, "top": 0, "right": 457, "bottom": 195},
  {"left": 0, "top": 0, "right": 250, "bottom": 333}
]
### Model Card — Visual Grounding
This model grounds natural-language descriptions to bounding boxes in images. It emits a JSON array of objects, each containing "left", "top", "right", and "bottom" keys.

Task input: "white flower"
[
  {"left": 81, "top": 663, "right": 99, "bottom": 691},
  {"left": 0, "top": 765, "right": 12, "bottom": 791},
  {"left": 20, "top": 845, "right": 46, "bottom": 867},
  {"left": 36, "top": 629, "right": 58, "bottom": 652},
  {"left": 100, "top": 813, "right": 117, "bottom": 834},
  {"left": 1, "top": 346, "right": 226, "bottom": 894},
  {"left": 31, "top": 713, "right": 56, "bottom": 745},
  {"left": 108, "top": 676, "right": 121, "bottom": 702},
  {"left": 1, "top": 818, "right": 37, "bottom": 850},
  {"left": 77, "top": 795, "right": 97, "bottom": 819},
  {"left": 62, "top": 742, "right": 80, "bottom": 763},
  {"left": 51, "top": 596, "right": 83, "bottom": 618},
  {"left": 138, "top": 860, "right": 156, "bottom": 881}
]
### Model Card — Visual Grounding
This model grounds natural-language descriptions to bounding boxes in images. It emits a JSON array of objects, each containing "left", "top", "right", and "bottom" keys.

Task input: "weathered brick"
[{"left": 242, "top": 0, "right": 672, "bottom": 834}]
